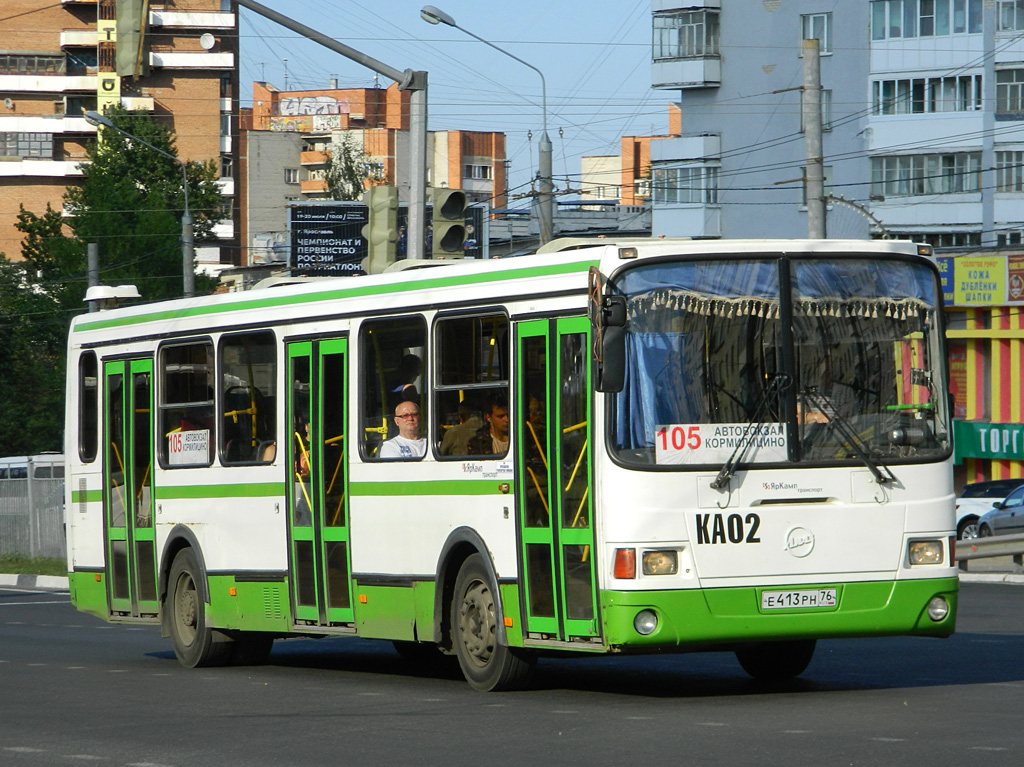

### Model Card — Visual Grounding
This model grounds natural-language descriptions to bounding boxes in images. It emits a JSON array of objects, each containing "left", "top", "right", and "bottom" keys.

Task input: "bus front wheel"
[
  {"left": 451, "top": 553, "right": 534, "bottom": 692},
  {"left": 167, "top": 548, "right": 232, "bottom": 668},
  {"left": 736, "top": 639, "right": 816, "bottom": 680}
]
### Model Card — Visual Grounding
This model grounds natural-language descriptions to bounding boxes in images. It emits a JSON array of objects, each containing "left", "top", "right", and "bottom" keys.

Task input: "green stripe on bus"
[
  {"left": 71, "top": 489, "right": 103, "bottom": 503},
  {"left": 74, "top": 259, "right": 598, "bottom": 333},
  {"left": 154, "top": 483, "right": 282, "bottom": 500},
  {"left": 349, "top": 480, "right": 509, "bottom": 496}
]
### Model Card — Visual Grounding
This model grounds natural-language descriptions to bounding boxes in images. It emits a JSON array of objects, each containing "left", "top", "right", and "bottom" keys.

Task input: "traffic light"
[
  {"left": 361, "top": 185, "right": 398, "bottom": 274},
  {"left": 430, "top": 188, "right": 467, "bottom": 259}
]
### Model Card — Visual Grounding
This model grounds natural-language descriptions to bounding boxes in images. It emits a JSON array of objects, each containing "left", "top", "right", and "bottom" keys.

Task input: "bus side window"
[
  {"left": 158, "top": 340, "right": 215, "bottom": 468},
  {"left": 79, "top": 351, "right": 99, "bottom": 463},
  {"left": 219, "top": 331, "right": 277, "bottom": 465},
  {"left": 359, "top": 316, "right": 427, "bottom": 460},
  {"left": 434, "top": 314, "right": 509, "bottom": 459}
]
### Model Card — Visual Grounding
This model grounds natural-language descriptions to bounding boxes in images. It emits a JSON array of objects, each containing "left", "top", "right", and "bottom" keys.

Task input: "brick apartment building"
[
  {"left": 0, "top": 0, "right": 239, "bottom": 267},
  {"left": 239, "top": 80, "right": 506, "bottom": 266}
]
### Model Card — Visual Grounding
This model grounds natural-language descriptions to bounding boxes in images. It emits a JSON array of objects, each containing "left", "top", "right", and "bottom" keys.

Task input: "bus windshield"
[{"left": 610, "top": 255, "right": 951, "bottom": 468}]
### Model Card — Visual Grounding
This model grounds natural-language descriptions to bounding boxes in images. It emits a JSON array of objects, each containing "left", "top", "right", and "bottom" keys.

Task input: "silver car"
[
  {"left": 977, "top": 483, "right": 1024, "bottom": 537},
  {"left": 955, "top": 479, "right": 1024, "bottom": 539}
]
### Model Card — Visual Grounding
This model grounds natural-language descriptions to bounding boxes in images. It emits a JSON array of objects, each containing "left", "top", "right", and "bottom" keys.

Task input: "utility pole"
[
  {"left": 87, "top": 242, "right": 99, "bottom": 313},
  {"left": 802, "top": 38, "right": 826, "bottom": 239},
  {"left": 236, "top": 0, "right": 429, "bottom": 260}
]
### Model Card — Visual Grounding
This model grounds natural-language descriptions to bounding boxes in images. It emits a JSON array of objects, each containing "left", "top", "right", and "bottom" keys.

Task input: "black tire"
[
  {"left": 957, "top": 517, "right": 979, "bottom": 540},
  {"left": 450, "top": 553, "right": 535, "bottom": 692},
  {"left": 229, "top": 633, "right": 275, "bottom": 666},
  {"left": 979, "top": 524, "right": 993, "bottom": 538},
  {"left": 736, "top": 639, "right": 816, "bottom": 680},
  {"left": 167, "top": 548, "right": 232, "bottom": 668}
]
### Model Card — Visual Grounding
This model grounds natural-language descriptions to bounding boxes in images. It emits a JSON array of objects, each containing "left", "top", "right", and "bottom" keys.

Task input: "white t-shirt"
[{"left": 378, "top": 435, "right": 427, "bottom": 459}]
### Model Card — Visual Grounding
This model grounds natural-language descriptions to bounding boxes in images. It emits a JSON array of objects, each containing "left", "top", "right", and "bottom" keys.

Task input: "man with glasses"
[{"left": 379, "top": 402, "right": 426, "bottom": 459}]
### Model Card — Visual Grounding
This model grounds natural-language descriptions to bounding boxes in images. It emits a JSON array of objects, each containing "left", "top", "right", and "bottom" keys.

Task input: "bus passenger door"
[
  {"left": 515, "top": 318, "right": 600, "bottom": 642},
  {"left": 102, "top": 358, "right": 158, "bottom": 617},
  {"left": 286, "top": 340, "right": 354, "bottom": 627}
]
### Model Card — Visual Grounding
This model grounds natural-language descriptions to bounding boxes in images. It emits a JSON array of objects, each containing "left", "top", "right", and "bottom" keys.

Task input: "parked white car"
[{"left": 955, "top": 479, "right": 1024, "bottom": 540}]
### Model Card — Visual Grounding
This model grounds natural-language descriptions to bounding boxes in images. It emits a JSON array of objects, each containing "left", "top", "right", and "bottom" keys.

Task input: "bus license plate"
[{"left": 761, "top": 589, "right": 837, "bottom": 610}]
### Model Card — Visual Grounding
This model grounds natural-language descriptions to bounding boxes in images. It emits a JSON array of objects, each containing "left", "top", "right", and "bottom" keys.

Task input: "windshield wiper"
[
  {"left": 710, "top": 373, "right": 791, "bottom": 490},
  {"left": 801, "top": 388, "right": 896, "bottom": 486}
]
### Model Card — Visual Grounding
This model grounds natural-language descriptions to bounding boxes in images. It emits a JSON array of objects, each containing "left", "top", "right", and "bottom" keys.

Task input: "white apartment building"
[{"left": 649, "top": 0, "right": 1024, "bottom": 246}]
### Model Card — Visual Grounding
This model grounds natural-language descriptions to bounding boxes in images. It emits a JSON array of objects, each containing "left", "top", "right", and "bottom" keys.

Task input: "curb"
[
  {"left": 0, "top": 574, "right": 69, "bottom": 590},
  {"left": 958, "top": 572, "right": 1024, "bottom": 585}
]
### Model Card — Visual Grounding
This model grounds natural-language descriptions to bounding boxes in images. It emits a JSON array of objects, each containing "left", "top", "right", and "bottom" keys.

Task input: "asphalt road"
[{"left": 1, "top": 581, "right": 1021, "bottom": 767}]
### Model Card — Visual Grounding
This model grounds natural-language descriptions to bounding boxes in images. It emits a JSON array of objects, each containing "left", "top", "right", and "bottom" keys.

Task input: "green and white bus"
[{"left": 65, "top": 238, "right": 958, "bottom": 690}]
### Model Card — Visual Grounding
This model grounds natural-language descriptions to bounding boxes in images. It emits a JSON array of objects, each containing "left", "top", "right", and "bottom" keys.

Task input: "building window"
[
  {"left": 870, "top": 153, "right": 982, "bottom": 197},
  {"left": 220, "top": 155, "right": 233, "bottom": 178},
  {"left": 997, "top": 228, "right": 1024, "bottom": 245},
  {"left": 652, "top": 166, "right": 719, "bottom": 204},
  {"left": 463, "top": 164, "right": 493, "bottom": 180},
  {"left": 871, "top": 0, "right": 982, "bottom": 40},
  {"left": 653, "top": 10, "right": 720, "bottom": 60},
  {"left": 364, "top": 162, "right": 386, "bottom": 180},
  {"left": 220, "top": 113, "right": 231, "bottom": 137},
  {"left": 634, "top": 177, "right": 652, "bottom": 199},
  {"left": 996, "top": 151, "right": 1024, "bottom": 192},
  {"left": 872, "top": 74, "right": 982, "bottom": 114},
  {"left": 0, "top": 53, "right": 65, "bottom": 75},
  {"left": 801, "top": 13, "right": 832, "bottom": 53},
  {"left": 285, "top": 168, "right": 299, "bottom": 184},
  {"left": 997, "top": 69, "right": 1024, "bottom": 116},
  {"left": 998, "top": 0, "right": 1024, "bottom": 30},
  {"left": 0, "top": 132, "right": 53, "bottom": 159},
  {"left": 902, "top": 231, "right": 982, "bottom": 247}
]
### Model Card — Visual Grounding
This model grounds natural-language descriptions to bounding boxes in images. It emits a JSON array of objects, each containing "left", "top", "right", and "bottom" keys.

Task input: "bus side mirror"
[{"left": 594, "top": 295, "right": 626, "bottom": 393}]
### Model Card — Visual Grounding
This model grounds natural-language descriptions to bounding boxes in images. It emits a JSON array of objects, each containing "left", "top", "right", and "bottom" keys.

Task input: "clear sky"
[{"left": 238, "top": 0, "right": 670, "bottom": 208}]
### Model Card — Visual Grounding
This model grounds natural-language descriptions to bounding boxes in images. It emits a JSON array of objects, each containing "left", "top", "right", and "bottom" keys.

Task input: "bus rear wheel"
[
  {"left": 167, "top": 548, "right": 232, "bottom": 668},
  {"left": 451, "top": 553, "right": 534, "bottom": 692},
  {"left": 736, "top": 639, "right": 816, "bottom": 680}
]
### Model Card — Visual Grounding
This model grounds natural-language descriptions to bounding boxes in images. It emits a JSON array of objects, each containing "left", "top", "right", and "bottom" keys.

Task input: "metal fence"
[{"left": 0, "top": 477, "right": 66, "bottom": 560}]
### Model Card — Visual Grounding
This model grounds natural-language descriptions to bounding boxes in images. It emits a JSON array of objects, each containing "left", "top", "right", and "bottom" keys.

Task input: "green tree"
[
  {"left": 65, "top": 105, "right": 223, "bottom": 301},
  {"left": 0, "top": 107, "right": 226, "bottom": 454},
  {"left": 0, "top": 257, "right": 66, "bottom": 455},
  {"left": 324, "top": 132, "right": 378, "bottom": 201}
]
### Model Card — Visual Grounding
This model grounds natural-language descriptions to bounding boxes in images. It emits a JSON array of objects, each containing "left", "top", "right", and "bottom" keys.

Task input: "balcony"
[
  {"left": 0, "top": 75, "right": 97, "bottom": 93},
  {"left": 149, "top": 11, "right": 236, "bottom": 29},
  {"left": 300, "top": 150, "right": 328, "bottom": 165},
  {"left": 0, "top": 115, "right": 95, "bottom": 133},
  {"left": 60, "top": 30, "right": 99, "bottom": 47},
  {"left": 652, "top": 57, "right": 720, "bottom": 90},
  {"left": 121, "top": 96, "right": 155, "bottom": 111},
  {"left": 149, "top": 52, "right": 234, "bottom": 70},
  {"left": 301, "top": 179, "right": 329, "bottom": 195},
  {"left": 0, "top": 159, "right": 84, "bottom": 178}
]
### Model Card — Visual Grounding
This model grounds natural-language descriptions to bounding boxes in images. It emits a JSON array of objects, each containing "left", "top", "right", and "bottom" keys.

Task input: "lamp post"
[
  {"left": 420, "top": 5, "right": 554, "bottom": 244},
  {"left": 84, "top": 111, "right": 196, "bottom": 297}
]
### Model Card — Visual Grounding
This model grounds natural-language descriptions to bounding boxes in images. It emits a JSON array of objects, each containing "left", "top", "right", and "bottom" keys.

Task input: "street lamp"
[
  {"left": 84, "top": 111, "right": 196, "bottom": 297},
  {"left": 420, "top": 5, "right": 554, "bottom": 244}
]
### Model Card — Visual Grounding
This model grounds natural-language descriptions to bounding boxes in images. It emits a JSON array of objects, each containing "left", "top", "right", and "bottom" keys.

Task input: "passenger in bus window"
[
  {"left": 440, "top": 399, "right": 483, "bottom": 456},
  {"left": 468, "top": 394, "right": 509, "bottom": 457},
  {"left": 388, "top": 354, "right": 422, "bottom": 413},
  {"left": 379, "top": 403, "right": 426, "bottom": 459}
]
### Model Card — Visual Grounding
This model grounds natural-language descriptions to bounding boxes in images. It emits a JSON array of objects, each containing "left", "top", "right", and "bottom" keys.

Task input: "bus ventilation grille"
[{"left": 262, "top": 587, "right": 284, "bottom": 620}]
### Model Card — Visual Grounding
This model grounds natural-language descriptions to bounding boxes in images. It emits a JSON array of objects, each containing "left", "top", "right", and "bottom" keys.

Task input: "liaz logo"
[
  {"left": 695, "top": 513, "right": 761, "bottom": 544},
  {"left": 762, "top": 481, "right": 797, "bottom": 491}
]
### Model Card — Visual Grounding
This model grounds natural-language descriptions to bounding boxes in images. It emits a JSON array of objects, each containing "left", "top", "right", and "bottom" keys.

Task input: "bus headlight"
[
  {"left": 927, "top": 596, "right": 949, "bottom": 622},
  {"left": 634, "top": 609, "right": 658, "bottom": 635},
  {"left": 642, "top": 550, "right": 678, "bottom": 575},
  {"left": 908, "top": 540, "right": 944, "bottom": 565}
]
